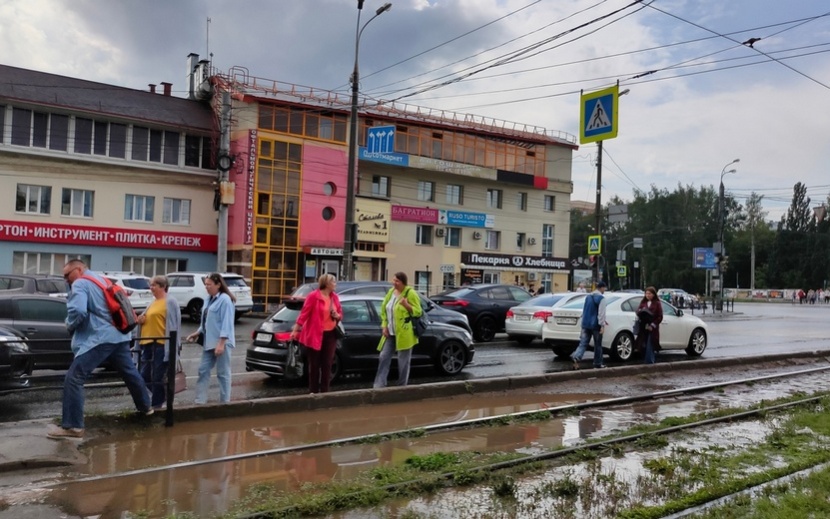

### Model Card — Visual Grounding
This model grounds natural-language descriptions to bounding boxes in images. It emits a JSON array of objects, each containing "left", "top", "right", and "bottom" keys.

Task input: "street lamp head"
[
  {"left": 376, "top": 2, "right": 392, "bottom": 15},
  {"left": 618, "top": 88, "right": 630, "bottom": 97}
]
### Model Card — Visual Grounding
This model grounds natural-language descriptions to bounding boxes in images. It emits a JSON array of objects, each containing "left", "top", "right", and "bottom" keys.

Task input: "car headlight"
[{"left": 0, "top": 337, "right": 29, "bottom": 354}]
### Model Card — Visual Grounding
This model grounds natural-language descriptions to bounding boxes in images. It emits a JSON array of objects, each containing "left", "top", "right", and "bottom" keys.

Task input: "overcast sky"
[{"left": 3, "top": 0, "right": 830, "bottom": 221}]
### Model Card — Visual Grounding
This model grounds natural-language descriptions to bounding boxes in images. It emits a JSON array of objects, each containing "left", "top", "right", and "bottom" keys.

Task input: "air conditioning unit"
[
  {"left": 527, "top": 272, "right": 537, "bottom": 281},
  {"left": 527, "top": 237, "right": 537, "bottom": 245},
  {"left": 472, "top": 231, "right": 482, "bottom": 240},
  {"left": 435, "top": 227, "right": 446, "bottom": 238}
]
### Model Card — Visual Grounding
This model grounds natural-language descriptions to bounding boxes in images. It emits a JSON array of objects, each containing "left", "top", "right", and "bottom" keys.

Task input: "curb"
[{"left": 85, "top": 349, "right": 830, "bottom": 427}]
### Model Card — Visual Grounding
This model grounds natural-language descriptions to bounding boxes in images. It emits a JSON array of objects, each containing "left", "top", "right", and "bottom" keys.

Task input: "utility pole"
[
  {"left": 216, "top": 91, "right": 231, "bottom": 273},
  {"left": 594, "top": 141, "right": 603, "bottom": 285}
]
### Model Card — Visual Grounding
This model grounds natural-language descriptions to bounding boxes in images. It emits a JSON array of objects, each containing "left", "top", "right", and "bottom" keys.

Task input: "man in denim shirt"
[
  {"left": 570, "top": 281, "right": 608, "bottom": 369},
  {"left": 49, "top": 260, "right": 152, "bottom": 439}
]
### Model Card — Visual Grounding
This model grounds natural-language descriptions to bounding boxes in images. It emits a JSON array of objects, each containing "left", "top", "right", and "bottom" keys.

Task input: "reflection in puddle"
[{"left": 44, "top": 375, "right": 830, "bottom": 518}]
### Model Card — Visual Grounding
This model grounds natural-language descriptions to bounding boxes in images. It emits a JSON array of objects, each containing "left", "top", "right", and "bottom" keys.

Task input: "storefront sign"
[
  {"left": 391, "top": 205, "right": 439, "bottom": 223},
  {"left": 355, "top": 198, "right": 390, "bottom": 243},
  {"left": 309, "top": 247, "right": 344, "bottom": 256},
  {"left": 0, "top": 220, "right": 217, "bottom": 252},
  {"left": 440, "top": 264, "right": 455, "bottom": 273},
  {"left": 244, "top": 129, "right": 258, "bottom": 245},
  {"left": 440, "top": 210, "right": 494, "bottom": 228},
  {"left": 461, "top": 251, "right": 568, "bottom": 270}
]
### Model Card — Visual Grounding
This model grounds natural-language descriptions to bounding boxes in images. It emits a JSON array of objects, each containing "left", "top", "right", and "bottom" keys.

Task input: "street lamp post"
[
  {"left": 342, "top": 1, "right": 392, "bottom": 281},
  {"left": 717, "top": 158, "right": 739, "bottom": 310}
]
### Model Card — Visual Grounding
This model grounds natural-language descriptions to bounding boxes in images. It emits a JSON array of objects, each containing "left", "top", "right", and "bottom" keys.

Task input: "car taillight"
[
  {"left": 534, "top": 311, "right": 553, "bottom": 322},
  {"left": 273, "top": 332, "right": 292, "bottom": 343},
  {"left": 443, "top": 300, "right": 469, "bottom": 307},
  {"left": 506, "top": 309, "right": 514, "bottom": 318}
]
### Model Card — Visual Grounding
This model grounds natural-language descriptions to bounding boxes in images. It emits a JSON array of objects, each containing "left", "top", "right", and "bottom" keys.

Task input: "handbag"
[
  {"left": 174, "top": 359, "right": 187, "bottom": 394},
  {"left": 285, "top": 340, "right": 305, "bottom": 380},
  {"left": 334, "top": 321, "right": 346, "bottom": 339},
  {"left": 195, "top": 332, "right": 205, "bottom": 346}
]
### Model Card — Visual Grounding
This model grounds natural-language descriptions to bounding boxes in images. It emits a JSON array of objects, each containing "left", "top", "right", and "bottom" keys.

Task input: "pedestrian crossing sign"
[
  {"left": 588, "top": 235, "right": 601, "bottom": 255},
  {"left": 617, "top": 265, "right": 627, "bottom": 277},
  {"left": 580, "top": 85, "right": 619, "bottom": 144}
]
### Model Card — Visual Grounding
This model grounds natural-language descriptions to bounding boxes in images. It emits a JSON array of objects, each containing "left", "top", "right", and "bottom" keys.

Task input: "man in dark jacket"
[{"left": 570, "top": 281, "right": 608, "bottom": 369}]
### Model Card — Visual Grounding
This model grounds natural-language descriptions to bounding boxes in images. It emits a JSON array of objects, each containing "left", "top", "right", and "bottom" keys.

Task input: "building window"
[
  {"left": 163, "top": 130, "right": 180, "bottom": 165},
  {"left": 416, "top": 225, "right": 433, "bottom": 245},
  {"left": 485, "top": 230, "right": 500, "bottom": 250},
  {"left": 16, "top": 184, "right": 51, "bottom": 215},
  {"left": 49, "top": 114, "right": 69, "bottom": 151},
  {"left": 415, "top": 270, "right": 431, "bottom": 294},
  {"left": 61, "top": 188, "right": 94, "bottom": 218},
  {"left": 444, "top": 227, "right": 461, "bottom": 247},
  {"left": 109, "top": 123, "right": 127, "bottom": 158},
  {"left": 122, "top": 256, "right": 186, "bottom": 278},
  {"left": 417, "top": 181, "right": 435, "bottom": 202},
  {"left": 124, "top": 194, "right": 154, "bottom": 222},
  {"left": 162, "top": 198, "right": 191, "bottom": 225},
  {"left": 542, "top": 224, "right": 554, "bottom": 257},
  {"left": 483, "top": 271, "right": 500, "bottom": 284},
  {"left": 132, "top": 126, "right": 149, "bottom": 160},
  {"left": 487, "top": 189, "right": 502, "bottom": 209},
  {"left": 516, "top": 232, "right": 526, "bottom": 251},
  {"left": 13, "top": 251, "right": 91, "bottom": 275},
  {"left": 544, "top": 195, "right": 555, "bottom": 212},
  {"left": 372, "top": 175, "right": 390, "bottom": 198},
  {"left": 446, "top": 184, "right": 463, "bottom": 205},
  {"left": 517, "top": 192, "right": 528, "bottom": 211}
]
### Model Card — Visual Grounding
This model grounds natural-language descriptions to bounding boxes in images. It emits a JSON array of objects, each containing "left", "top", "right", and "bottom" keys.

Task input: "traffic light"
[{"left": 721, "top": 255, "right": 729, "bottom": 270}]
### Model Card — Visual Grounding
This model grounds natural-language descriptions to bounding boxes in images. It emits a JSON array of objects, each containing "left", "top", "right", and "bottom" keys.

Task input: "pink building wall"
[{"left": 300, "top": 144, "right": 347, "bottom": 248}]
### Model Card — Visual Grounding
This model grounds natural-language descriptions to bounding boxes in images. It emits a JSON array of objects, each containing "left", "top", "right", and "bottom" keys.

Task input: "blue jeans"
[
  {"left": 374, "top": 335, "right": 414, "bottom": 388},
  {"left": 141, "top": 342, "right": 168, "bottom": 408},
  {"left": 196, "top": 347, "right": 232, "bottom": 404},
  {"left": 644, "top": 332, "right": 656, "bottom": 364},
  {"left": 62, "top": 341, "right": 151, "bottom": 429},
  {"left": 572, "top": 328, "right": 604, "bottom": 367}
]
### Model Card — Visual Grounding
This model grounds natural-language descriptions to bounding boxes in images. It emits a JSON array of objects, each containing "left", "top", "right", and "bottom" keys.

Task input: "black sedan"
[
  {"left": 0, "top": 294, "right": 72, "bottom": 370},
  {"left": 245, "top": 295, "right": 475, "bottom": 381},
  {"left": 0, "top": 325, "right": 33, "bottom": 388},
  {"left": 430, "top": 284, "right": 533, "bottom": 342}
]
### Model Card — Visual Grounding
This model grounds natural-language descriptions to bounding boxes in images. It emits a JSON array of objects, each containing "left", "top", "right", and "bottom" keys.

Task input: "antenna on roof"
[{"left": 206, "top": 17, "right": 211, "bottom": 59}]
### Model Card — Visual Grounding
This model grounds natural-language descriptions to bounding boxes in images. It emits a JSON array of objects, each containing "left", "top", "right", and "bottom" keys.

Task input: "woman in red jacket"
[
  {"left": 635, "top": 286, "right": 663, "bottom": 364},
  {"left": 290, "top": 274, "right": 342, "bottom": 393}
]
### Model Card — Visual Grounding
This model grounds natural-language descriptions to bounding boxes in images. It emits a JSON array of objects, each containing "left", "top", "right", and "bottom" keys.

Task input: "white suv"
[
  {"left": 101, "top": 272, "right": 153, "bottom": 311},
  {"left": 167, "top": 272, "right": 253, "bottom": 322}
]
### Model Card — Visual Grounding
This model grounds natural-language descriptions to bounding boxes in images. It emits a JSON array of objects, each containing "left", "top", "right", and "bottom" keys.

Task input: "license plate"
[
  {"left": 256, "top": 333, "right": 273, "bottom": 343},
  {"left": 515, "top": 315, "right": 531, "bottom": 322},
  {"left": 556, "top": 317, "right": 577, "bottom": 325}
]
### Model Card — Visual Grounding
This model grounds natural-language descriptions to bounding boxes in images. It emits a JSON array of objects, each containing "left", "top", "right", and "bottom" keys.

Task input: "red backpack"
[{"left": 81, "top": 275, "right": 138, "bottom": 333}]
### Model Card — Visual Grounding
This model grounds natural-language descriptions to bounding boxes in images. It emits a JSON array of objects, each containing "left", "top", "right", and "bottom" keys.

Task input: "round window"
[
  {"left": 323, "top": 182, "right": 336, "bottom": 196},
  {"left": 322, "top": 207, "right": 335, "bottom": 221}
]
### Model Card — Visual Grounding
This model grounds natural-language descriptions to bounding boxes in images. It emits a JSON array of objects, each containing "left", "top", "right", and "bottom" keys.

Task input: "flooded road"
[{"left": 24, "top": 361, "right": 830, "bottom": 518}]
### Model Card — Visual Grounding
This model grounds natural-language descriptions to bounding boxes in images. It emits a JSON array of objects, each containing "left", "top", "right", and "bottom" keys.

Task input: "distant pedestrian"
[
  {"left": 635, "top": 286, "right": 664, "bottom": 364},
  {"left": 571, "top": 281, "right": 608, "bottom": 369},
  {"left": 186, "top": 273, "right": 236, "bottom": 404},
  {"left": 49, "top": 260, "right": 152, "bottom": 439}
]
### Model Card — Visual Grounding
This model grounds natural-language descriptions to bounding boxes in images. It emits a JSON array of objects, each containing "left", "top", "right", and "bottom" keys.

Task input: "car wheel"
[
  {"left": 685, "top": 328, "right": 707, "bottom": 356},
  {"left": 551, "top": 344, "right": 576, "bottom": 359},
  {"left": 474, "top": 316, "right": 497, "bottom": 342},
  {"left": 610, "top": 331, "right": 635, "bottom": 361},
  {"left": 510, "top": 335, "right": 534, "bottom": 345},
  {"left": 186, "top": 299, "right": 203, "bottom": 323},
  {"left": 435, "top": 340, "right": 467, "bottom": 375}
]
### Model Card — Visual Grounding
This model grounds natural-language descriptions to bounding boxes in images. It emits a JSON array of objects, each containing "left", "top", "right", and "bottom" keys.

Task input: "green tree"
[{"left": 780, "top": 182, "right": 813, "bottom": 232}]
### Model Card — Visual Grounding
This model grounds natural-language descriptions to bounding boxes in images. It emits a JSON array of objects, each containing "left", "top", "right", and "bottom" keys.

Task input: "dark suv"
[
  {"left": 284, "top": 281, "right": 471, "bottom": 333},
  {"left": 0, "top": 274, "right": 69, "bottom": 297},
  {"left": 430, "top": 284, "right": 533, "bottom": 342}
]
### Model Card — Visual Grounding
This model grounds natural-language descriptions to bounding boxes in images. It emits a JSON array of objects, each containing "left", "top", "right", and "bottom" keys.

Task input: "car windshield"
[
  {"left": 268, "top": 306, "right": 300, "bottom": 323},
  {"left": 36, "top": 279, "right": 70, "bottom": 293},
  {"left": 289, "top": 284, "right": 316, "bottom": 298},
  {"left": 518, "top": 294, "right": 566, "bottom": 307},
  {"left": 223, "top": 277, "right": 248, "bottom": 288},
  {"left": 121, "top": 278, "right": 151, "bottom": 290}
]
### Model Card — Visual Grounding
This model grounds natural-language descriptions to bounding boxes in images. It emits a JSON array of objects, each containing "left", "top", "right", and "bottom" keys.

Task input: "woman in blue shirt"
[{"left": 187, "top": 273, "right": 236, "bottom": 404}]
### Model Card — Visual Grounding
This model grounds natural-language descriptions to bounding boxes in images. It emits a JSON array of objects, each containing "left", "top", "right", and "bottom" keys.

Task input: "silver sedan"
[{"left": 505, "top": 292, "right": 587, "bottom": 344}]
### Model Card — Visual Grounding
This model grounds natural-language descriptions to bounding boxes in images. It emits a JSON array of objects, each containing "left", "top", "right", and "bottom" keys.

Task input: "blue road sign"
[
  {"left": 588, "top": 235, "right": 601, "bottom": 255},
  {"left": 693, "top": 247, "right": 717, "bottom": 269},
  {"left": 367, "top": 125, "right": 396, "bottom": 154},
  {"left": 579, "top": 85, "right": 619, "bottom": 144}
]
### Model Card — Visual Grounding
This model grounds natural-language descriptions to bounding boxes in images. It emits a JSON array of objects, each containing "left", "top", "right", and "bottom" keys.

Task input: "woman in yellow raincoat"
[{"left": 373, "top": 272, "right": 422, "bottom": 388}]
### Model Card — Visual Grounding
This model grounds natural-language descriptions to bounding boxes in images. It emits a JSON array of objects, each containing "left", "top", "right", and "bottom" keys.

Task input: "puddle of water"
[{"left": 36, "top": 375, "right": 830, "bottom": 518}]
